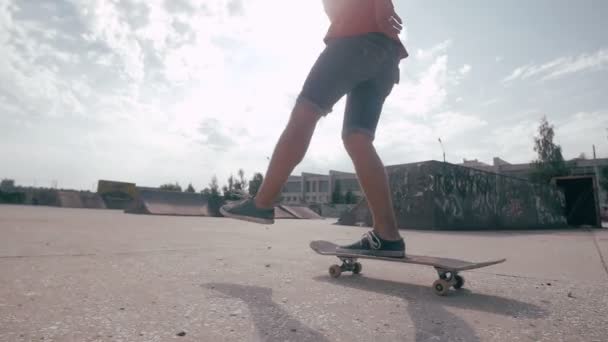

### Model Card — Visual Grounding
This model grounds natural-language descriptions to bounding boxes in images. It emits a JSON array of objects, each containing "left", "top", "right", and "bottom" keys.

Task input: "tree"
[
  {"left": 235, "top": 169, "right": 247, "bottom": 192},
  {"left": 344, "top": 189, "right": 359, "bottom": 204},
  {"left": 160, "top": 182, "right": 182, "bottom": 192},
  {"left": 206, "top": 176, "right": 224, "bottom": 216},
  {"left": 222, "top": 174, "right": 241, "bottom": 201},
  {"left": 331, "top": 181, "right": 344, "bottom": 204},
  {"left": 185, "top": 183, "right": 196, "bottom": 193},
  {"left": 530, "top": 116, "right": 569, "bottom": 184},
  {"left": 249, "top": 172, "right": 264, "bottom": 196},
  {"left": 600, "top": 167, "right": 608, "bottom": 202},
  {"left": 223, "top": 169, "right": 249, "bottom": 200}
]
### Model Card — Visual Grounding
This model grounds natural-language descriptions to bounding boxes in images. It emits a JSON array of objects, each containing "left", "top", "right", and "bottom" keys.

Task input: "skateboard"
[{"left": 310, "top": 240, "right": 506, "bottom": 296}]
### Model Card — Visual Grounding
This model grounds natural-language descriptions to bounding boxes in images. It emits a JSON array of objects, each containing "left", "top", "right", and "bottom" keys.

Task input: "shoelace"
[{"left": 363, "top": 231, "right": 382, "bottom": 250}]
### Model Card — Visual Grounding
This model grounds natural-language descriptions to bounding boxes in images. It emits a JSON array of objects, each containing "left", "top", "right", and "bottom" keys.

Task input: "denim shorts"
[{"left": 297, "top": 33, "right": 402, "bottom": 140}]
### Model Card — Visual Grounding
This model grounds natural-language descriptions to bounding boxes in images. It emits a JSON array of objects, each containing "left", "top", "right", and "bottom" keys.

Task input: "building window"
[
  {"left": 283, "top": 181, "right": 301, "bottom": 193},
  {"left": 319, "top": 180, "right": 329, "bottom": 192},
  {"left": 340, "top": 179, "right": 361, "bottom": 191}
]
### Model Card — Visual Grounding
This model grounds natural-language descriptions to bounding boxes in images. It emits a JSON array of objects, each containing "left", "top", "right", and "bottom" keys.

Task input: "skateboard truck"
[
  {"left": 329, "top": 257, "right": 362, "bottom": 278},
  {"left": 433, "top": 267, "right": 465, "bottom": 296}
]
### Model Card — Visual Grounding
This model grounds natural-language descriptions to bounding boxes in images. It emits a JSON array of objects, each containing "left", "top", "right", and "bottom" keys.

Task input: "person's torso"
[{"left": 324, "top": 0, "right": 408, "bottom": 59}]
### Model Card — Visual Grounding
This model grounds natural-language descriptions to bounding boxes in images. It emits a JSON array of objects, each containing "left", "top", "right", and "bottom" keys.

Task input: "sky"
[{"left": 1, "top": 0, "right": 608, "bottom": 191}]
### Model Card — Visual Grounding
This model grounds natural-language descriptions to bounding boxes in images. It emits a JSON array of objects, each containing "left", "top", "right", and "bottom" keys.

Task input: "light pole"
[{"left": 438, "top": 138, "right": 446, "bottom": 163}]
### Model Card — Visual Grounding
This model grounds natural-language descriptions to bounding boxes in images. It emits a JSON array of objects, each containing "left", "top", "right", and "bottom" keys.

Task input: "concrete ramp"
[
  {"left": 278, "top": 205, "right": 323, "bottom": 220},
  {"left": 274, "top": 205, "right": 296, "bottom": 219},
  {"left": 126, "top": 189, "right": 209, "bottom": 216},
  {"left": 57, "top": 191, "right": 82, "bottom": 208},
  {"left": 57, "top": 191, "right": 106, "bottom": 209}
]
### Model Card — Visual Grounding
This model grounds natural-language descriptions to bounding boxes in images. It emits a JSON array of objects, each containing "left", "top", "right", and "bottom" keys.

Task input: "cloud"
[
  {"left": 554, "top": 111, "right": 608, "bottom": 158},
  {"left": 385, "top": 42, "right": 471, "bottom": 119},
  {"left": 415, "top": 40, "right": 452, "bottom": 60},
  {"left": 2, "top": 0, "right": 603, "bottom": 191},
  {"left": 227, "top": 0, "right": 244, "bottom": 16},
  {"left": 375, "top": 110, "right": 488, "bottom": 165},
  {"left": 483, "top": 119, "right": 538, "bottom": 163},
  {"left": 386, "top": 54, "right": 448, "bottom": 118},
  {"left": 503, "top": 48, "right": 608, "bottom": 83},
  {"left": 459, "top": 64, "right": 471, "bottom": 75},
  {"left": 433, "top": 111, "right": 487, "bottom": 141},
  {"left": 371, "top": 38, "right": 488, "bottom": 164},
  {"left": 197, "top": 119, "right": 238, "bottom": 151}
]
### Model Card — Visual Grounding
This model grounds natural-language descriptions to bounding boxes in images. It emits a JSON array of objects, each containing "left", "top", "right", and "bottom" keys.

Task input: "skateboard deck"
[{"left": 310, "top": 240, "right": 506, "bottom": 296}]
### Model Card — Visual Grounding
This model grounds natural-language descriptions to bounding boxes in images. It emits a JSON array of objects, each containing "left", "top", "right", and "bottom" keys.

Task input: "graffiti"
[
  {"left": 389, "top": 167, "right": 433, "bottom": 217},
  {"left": 425, "top": 165, "right": 501, "bottom": 222},
  {"left": 504, "top": 199, "right": 524, "bottom": 218},
  {"left": 535, "top": 196, "right": 567, "bottom": 225},
  {"left": 429, "top": 167, "right": 496, "bottom": 201},
  {"left": 434, "top": 195, "right": 464, "bottom": 221},
  {"left": 383, "top": 161, "right": 568, "bottom": 229}
]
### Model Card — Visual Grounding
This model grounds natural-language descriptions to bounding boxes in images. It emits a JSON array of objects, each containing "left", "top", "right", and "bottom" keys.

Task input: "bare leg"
[
  {"left": 343, "top": 132, "right": 401, "bottom": 241},
  {"left": 254, "top": 101, "right": 321, "bottom": 208}
]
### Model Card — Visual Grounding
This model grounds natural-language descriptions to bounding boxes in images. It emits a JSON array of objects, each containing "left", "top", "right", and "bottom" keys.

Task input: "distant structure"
[
  {"left": 339, "top": 161, "right": 569, "bottom": 230},
  {"left": 280, "top": 170, "right": 362, "bottom": 205},
  {"left": 97, "top": 180, "right": 137, "bottom": 209},
  {"left": 0, "top": 178, "right": 105, "bottom": 209},
  {"left": 458, "top": 157, "right": 608, "bottom": 210}
]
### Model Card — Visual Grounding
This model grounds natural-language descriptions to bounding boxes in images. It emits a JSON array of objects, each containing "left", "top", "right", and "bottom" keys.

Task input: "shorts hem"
[
  {"left": 342, "top": 127, "right": 376, "bottom": 141},
  {"left": 296, "top": 95, "right": 331, "bottom": 117}
]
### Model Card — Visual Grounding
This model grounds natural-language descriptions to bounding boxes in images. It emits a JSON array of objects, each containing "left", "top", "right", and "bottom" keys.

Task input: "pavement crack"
[
  {"left": 589, "top": 230, "right": 608, "bottom": 279},
  {"left": 471, "top": 270, "right": 560, "bottom": 282}
]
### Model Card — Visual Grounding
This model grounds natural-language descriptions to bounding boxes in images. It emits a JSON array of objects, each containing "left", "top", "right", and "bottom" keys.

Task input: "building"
[
  {"left": 280, "top": 170, "right": 363, "bottom": 205},
  {"left": 459, "top": 156, "right": 608, "bottom": 222}
]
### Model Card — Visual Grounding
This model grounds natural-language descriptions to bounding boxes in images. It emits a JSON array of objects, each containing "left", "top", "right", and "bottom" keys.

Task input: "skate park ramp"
[
  {"left": 274, "top": 205, "right": 295, "bottom": 219},
  {"left": 126, "top": 189, "right": 209, "bottom": 216},
  {"left": 277, "top": 205, "right": 323, "bottom": 220},
  {"left": 57, "top": 191, "right": 106, "bottom": 209},
  {"left": 126, "top": 188, "right": 321, "bottom": 219}
]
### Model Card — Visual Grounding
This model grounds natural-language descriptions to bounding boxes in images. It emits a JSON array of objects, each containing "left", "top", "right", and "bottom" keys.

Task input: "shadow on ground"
[
  {"left": 399, "top": 228, "right": 598, "bottom": 237},
  {"left": 205, "top": 283, "right": 329, "bottom": 342},
  {"left": 314, "top": 275, "right": 548, "bottom": 342}
]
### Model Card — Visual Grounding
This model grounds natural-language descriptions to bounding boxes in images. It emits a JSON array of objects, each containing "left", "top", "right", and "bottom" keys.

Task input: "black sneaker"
[
  {"left": 220, "top": 198, "right": 275, "bottom": 224},
  {"left": 336, "top": 231, "right": 405, "bottom": 258}
]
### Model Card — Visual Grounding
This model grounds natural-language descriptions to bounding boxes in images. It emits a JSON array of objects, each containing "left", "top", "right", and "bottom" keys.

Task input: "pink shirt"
[{"left": 323, "top": 0, "right": 408, "bottom": 59}]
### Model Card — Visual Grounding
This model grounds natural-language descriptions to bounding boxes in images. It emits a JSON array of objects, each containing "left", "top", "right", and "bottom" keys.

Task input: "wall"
[{"left": 340, "top": 161, "right": 568, "bottom": 230}]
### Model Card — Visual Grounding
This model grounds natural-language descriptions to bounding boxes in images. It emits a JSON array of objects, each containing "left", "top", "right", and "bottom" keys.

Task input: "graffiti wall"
[{"left": 339, "top": 161, "right": 568, "bottom": 230}]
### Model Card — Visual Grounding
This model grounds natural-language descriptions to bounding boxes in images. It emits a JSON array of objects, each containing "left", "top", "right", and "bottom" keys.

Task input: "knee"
[
  {"left": 343, "top": 132, "right": 374, "bottom": 156},
  {"left": 288, "top": 99, "right": 322, "bottom": 130}
]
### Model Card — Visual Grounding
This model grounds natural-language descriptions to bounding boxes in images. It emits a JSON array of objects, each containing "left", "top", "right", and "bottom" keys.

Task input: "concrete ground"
[{"left": 1, "top": 205, "right": 607, "bottom": 342}]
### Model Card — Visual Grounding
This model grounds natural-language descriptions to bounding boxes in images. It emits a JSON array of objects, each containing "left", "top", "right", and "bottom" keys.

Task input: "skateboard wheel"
[
  {"left": 329, "top": 264, "right": 342, "bottom": 278},
  {"left": 353, "top": 262, "right": 362, "bottom": 274},
  {"left": 432, "top": 279, "right": 450, "bottom": 296},
  {"left": 453, "top": 275, "right": 465, "bottom": 289}
]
